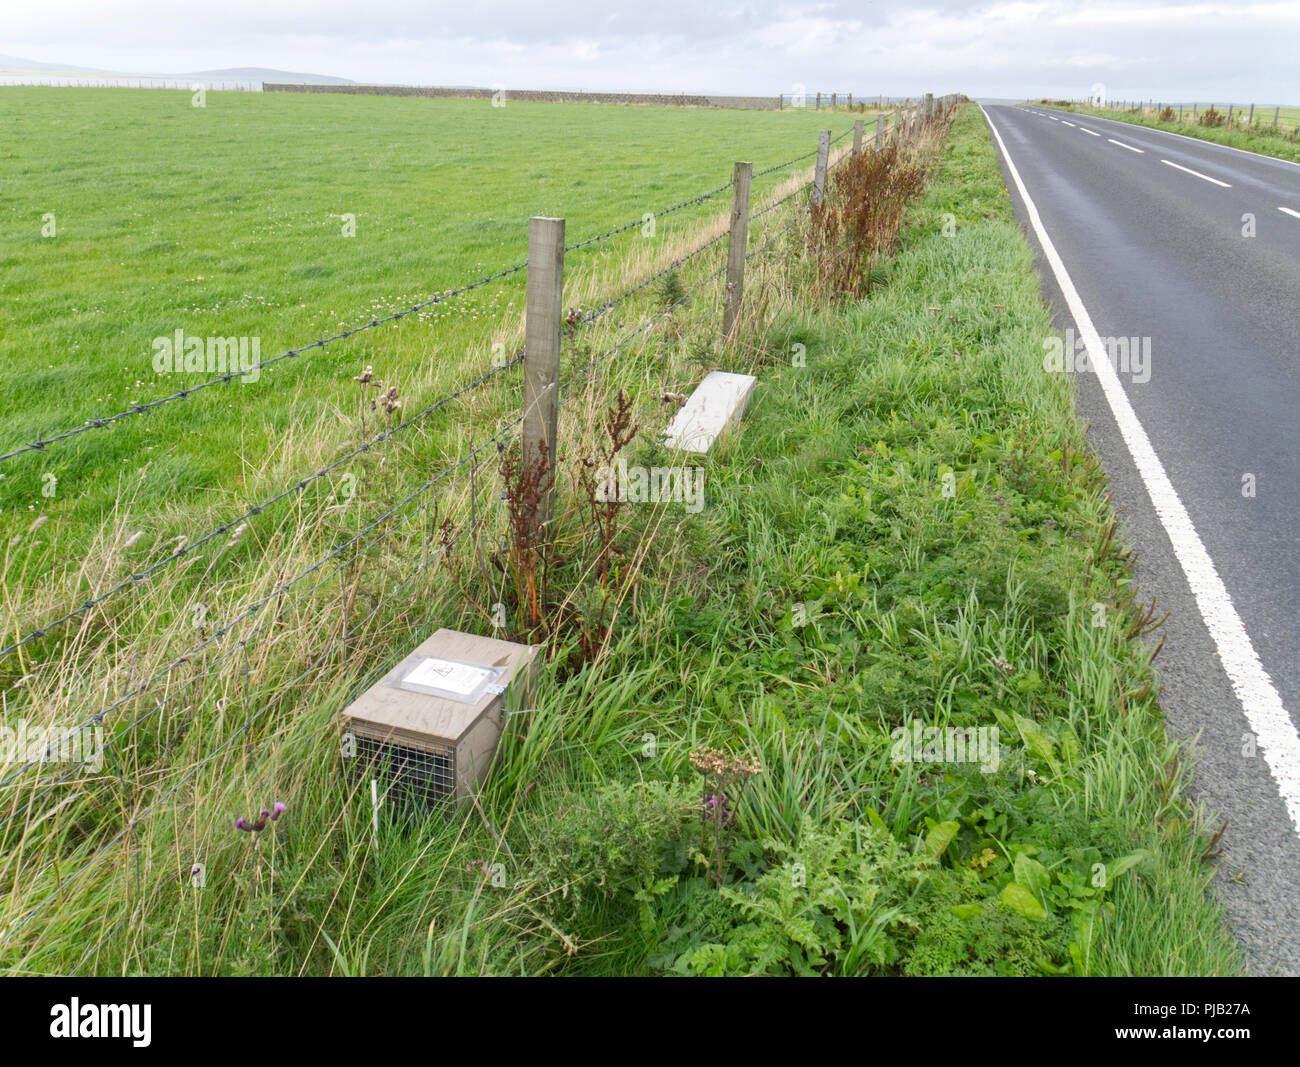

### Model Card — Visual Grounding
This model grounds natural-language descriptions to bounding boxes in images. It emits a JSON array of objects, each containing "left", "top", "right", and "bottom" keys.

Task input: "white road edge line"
[
  {"left": 1080, "top": 127, "right": 1101, "bottom": 136},
  {"left": 1279, "top": 207, "right": 1300, "bottom": 219},
  {"left": 1160, "top": 158, "right": 1232, "bottom": 187},
  {"left": 982, "top": 105, "right": 1300, "bottom": 836},
  {"left": 1108, "top": 138, "right": 1145, "bottom": 153}
]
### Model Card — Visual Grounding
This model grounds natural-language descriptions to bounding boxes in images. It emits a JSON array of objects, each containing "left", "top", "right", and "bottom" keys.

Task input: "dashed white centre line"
[
  {"left": 1279, "top": 207, "right": 1300, "bottom": 219},
  {"left": 1108, "top": 138, "right": 1145, "bottom": 153},
  {"left": 1080, "top": 127, "right": 1101, "bottom": 136},
  {"left": 982, "top": 105, "right": 1300, "bottom": 837},
  {"left": 1160, "top": 159, "right": 1232, "bottom": 187},
  {"left": 1061, "top": 120, "right": 1076, "bottom": 127}
]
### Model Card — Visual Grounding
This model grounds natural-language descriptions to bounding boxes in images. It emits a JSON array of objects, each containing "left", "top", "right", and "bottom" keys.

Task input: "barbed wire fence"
[{"left": 0, "top": 99, "right": 958, "bottom": 970}]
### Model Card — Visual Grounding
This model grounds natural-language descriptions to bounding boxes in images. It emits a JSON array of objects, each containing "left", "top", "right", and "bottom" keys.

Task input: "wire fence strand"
[{"left": 0, "top": 263, "right": 530, "bottom": 467}]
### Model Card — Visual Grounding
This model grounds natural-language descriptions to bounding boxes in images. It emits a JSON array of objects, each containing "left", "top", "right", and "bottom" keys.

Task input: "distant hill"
[
  {"left": 0, "top": 53, "right": 112, "bottom": 74},
  {"left": 0, "top": 55, "right": 353, "bottom": 85},
  {"left": 184, "top": 68, "right": 354, "bottom": 85}
]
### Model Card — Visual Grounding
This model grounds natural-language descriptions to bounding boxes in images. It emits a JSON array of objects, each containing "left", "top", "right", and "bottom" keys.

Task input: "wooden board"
[{"left": 662, "top": 371, "right": 758, "bottom": 454}]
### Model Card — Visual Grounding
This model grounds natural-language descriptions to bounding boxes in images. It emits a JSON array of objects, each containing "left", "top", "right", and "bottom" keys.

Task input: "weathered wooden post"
[
  {"left": 816, "top": 91, "right": 821, "bottom": 110},
  {"left": 847, "top": 92, "right": 853, "bottom": 109},
  {"left": 812, "top": 129, "right": 830, "bottom": 207},
  {"left": 1178, "top": 104, "right": 1183, "bottom": 121},
  {"left": 831, "top": 92, "right": 837, "bottom": 108},
  {"left": 852, "top": 119, "right": 864, "bottom": 157},
  {"left": 522, "top": 216, "right": 564, "bottom": 536},
  {"left": 1274, "top": 106, "right": 1280, "bottom": 128},
  {"left": 875, "top": 113, "right": 884, "bottom": 149},
  {"left": 894, "top": 108, "right": 903, "bottom": 143},
  {"left": 924, "top": 92, "right": 934, "bottom": 120},
  {"left": 722, "top": 161, "right": 752, "bottom": 338},
  {"left": 1248, "top": 103, "right": 1255, "bottom": 125}
]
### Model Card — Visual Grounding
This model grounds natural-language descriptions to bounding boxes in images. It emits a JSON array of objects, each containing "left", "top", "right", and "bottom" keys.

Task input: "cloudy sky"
[{"left": 3, "top": 0, "right": 1296, "bottom": 102}]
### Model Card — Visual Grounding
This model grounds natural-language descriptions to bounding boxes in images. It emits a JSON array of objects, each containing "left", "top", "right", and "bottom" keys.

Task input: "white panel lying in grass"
[{"left": 662, "top": 371, "right": 757, "bottom": 454}]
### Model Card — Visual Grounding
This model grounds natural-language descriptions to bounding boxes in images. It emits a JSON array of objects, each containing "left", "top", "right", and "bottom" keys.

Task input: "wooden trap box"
[{"left": 341, "top": 629, "right": 537, "bottom": 806}]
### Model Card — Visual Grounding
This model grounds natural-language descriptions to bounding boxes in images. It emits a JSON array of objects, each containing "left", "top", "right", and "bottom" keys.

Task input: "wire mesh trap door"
[{"left": 351, "top": 730, "right": 457, "bottom": 814}]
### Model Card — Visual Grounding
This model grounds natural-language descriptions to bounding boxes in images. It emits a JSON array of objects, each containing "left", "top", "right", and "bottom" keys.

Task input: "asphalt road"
[{"left": 981, "top": 105, "right": 1300, "bottom": 975}]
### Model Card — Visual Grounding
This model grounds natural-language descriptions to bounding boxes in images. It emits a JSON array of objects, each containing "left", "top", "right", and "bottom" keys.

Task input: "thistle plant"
[
  {"left": 690, "top": 748, "right": 761, "bottom": 887},
  {"left": 233, "top": 800, "right": 289, "bottom": 968},
  {"left": 352, "top": 365, "right": 385, "bottom": 433}
]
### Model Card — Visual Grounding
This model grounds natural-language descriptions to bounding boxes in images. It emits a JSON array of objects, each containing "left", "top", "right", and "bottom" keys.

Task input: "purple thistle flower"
[
  {"left": 236, "top": 800, "right": 287, "bottom": 835},
  {"left": 702, "top": 793, "right": 730, "bottom": 827}
]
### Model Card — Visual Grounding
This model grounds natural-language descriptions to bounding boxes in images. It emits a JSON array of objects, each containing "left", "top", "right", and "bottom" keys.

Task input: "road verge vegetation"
[
  {"left": 1, "top": 104, "right": 1243, "bottom": 976},
  {"left": 1038, "top": 100, "right": 1300, "bottom": 165}
]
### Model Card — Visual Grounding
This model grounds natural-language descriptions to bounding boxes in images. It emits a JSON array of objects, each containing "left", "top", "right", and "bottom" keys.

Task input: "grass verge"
[{"left": 0, "top": 104, "right": 1243, "bottom": 976}]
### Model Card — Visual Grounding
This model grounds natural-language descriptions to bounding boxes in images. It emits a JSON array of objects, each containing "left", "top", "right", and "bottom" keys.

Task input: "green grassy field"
[
  {"left": 1039, "top": 101, "right": 1300, "bottom": 164},
  {"left": 0, "top": 100, "right": 1242, "bottom": 975},
  {"left": 0, "top": 87, "right": 850, "bottom": 535},
  {"left": 0, "top": 86, "right": 862, "bottom": 695}
]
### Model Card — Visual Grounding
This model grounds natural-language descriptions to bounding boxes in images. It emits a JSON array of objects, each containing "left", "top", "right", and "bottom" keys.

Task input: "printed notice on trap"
[{"left": 401, "top": 657, "right": 495, "bottom": 700}]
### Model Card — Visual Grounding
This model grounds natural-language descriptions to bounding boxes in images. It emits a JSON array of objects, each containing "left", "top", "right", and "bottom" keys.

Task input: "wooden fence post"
[
  {"left": 722, "top": 161, "right": 752, "bottom": 338},
  {"left": 816, "top": 91, "right": 821, "bottom": 110},
  {"left": 847, "top": 92, "right": 853, "bottom": 109},
  {"left": 831, "top": 92, "right": 837, "bottom": 108},
  {"left": 852, "top": 119, "right": 864, "bottom": 157},
  {"left": 875, "top": 113, "right": 883, "bottom": 149},
  {"left": 523, "top": 216, "right": 564, "bottom": 536},
  {"left": 894, "top": 109, "right": 903, "bottom": 143},
  {"left": 1274, "top": 106, "right": 1280, "bottom": 128},
  {"left": 812, "top": 129, "right": 830, "bottom": 207},
  {"left": 924, "top": 92, "right": 934, "bottom": 120}
]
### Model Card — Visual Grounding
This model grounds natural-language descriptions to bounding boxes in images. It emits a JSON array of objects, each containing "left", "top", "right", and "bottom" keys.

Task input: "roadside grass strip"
[{"left": 0, "top": 105, "right": 1243, "bottom": 977}]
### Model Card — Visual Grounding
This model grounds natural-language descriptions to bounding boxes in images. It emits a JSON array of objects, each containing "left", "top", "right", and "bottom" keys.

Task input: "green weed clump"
[{"left": 518, "top": 780, "right": 695, "bottom": 925}]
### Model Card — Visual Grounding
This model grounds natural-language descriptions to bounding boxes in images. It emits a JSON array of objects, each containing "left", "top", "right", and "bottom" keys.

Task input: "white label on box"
[{"left": 402, "top": 657, "right": 494, "bottom": 699}]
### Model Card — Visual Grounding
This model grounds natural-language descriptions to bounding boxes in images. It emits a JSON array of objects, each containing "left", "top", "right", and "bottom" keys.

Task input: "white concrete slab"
[{"left": 662, "top": 371, "right": 757, "bottom": 454}]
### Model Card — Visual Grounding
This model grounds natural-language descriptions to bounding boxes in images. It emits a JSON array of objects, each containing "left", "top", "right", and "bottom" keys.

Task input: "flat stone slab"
[{"left": 662, "top": 371, "right": 757, "bottom": 454}]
